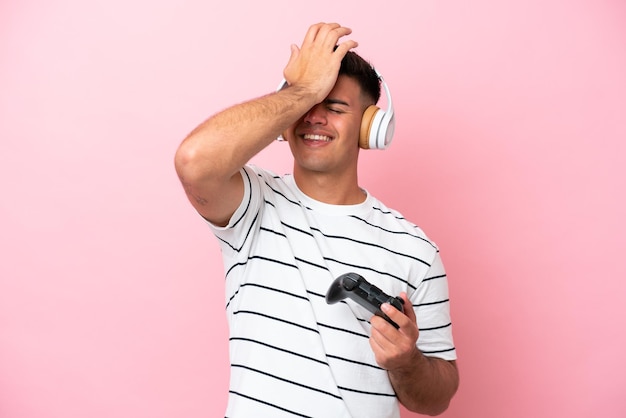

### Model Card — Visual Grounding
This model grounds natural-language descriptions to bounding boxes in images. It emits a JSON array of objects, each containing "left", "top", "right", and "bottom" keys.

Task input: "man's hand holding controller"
[{"left": 326, "top": 272, "right": 405, "bottom": 328}]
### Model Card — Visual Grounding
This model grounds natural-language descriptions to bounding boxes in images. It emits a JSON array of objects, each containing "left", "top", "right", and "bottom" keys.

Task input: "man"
[{"left": 175, "top": 22, "right": 459, "bottom": 417}]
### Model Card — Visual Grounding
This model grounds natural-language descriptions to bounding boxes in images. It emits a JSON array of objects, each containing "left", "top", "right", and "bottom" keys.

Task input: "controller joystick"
[{"left": 326, "top": 272, "right": 404, "bottom": 328}]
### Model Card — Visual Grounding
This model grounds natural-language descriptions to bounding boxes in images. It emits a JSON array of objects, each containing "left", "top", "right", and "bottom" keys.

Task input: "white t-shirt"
[{"left": 209, "top": 165, "right": 456, "bottom": 418}]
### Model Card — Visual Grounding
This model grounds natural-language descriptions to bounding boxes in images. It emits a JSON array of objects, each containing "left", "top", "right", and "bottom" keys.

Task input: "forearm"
[
  {"left": 389, "top": 351, "right": 459, "bottom": 416},
  {"left": 174, "top": 85, "right": 319, "bottom": 225},
  {"left": 175, "top": 85, "right": 316, "bottom": 182}
]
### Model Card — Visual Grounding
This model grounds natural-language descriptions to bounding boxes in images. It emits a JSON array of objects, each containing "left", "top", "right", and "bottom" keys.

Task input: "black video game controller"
[{"left": 325, "top": 272, "right": 405, "bottom": 328}]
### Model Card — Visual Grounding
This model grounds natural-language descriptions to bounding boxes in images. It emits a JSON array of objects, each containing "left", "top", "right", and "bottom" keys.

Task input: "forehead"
[{"left": 326, "top": 75, "right": 363, "bottom": 107}]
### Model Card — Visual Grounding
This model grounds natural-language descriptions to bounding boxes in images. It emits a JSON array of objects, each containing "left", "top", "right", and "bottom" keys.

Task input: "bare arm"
[
  {"left": 174, "top": 86, "right": 315, "bottom": 225},
  {"left": 174, "top": 23, "right": 358, "bottom": 225},
  {"left": 370, "top": 293, "right": 459, "bottom": 415}
]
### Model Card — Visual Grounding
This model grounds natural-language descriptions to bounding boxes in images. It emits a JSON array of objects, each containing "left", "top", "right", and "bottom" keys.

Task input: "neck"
[{"left": 293, "top": 168, "right": 366, "bottom": 205}]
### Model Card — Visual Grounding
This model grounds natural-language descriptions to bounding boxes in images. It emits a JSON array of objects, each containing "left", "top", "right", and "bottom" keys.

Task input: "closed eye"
[
  {"left": 324, "top": 98, "right": 350, "bottom": 114},
  {"left": 327, "top": 106, "right": 344, "bottom": 114}
]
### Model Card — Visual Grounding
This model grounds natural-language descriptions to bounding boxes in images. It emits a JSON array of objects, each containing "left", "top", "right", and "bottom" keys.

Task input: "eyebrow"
[{"left": 323, "top": 98, "right": 350, "bottom": 107}]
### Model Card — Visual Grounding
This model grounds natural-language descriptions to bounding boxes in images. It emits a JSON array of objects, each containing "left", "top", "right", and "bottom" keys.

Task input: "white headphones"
[{"left": 276, "top": 70, "right": 395, "bottom": 150}]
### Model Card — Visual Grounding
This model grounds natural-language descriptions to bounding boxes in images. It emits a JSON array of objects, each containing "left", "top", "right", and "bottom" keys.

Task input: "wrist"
[
  {"left": 388, "top": 347, "right": 426, "bottom": 376},
  {"left": 280, "top": 83, "right": 324, "bottom": 107}
]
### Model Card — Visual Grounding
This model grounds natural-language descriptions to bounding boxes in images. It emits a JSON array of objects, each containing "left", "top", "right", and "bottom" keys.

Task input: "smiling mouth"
[{"left": 303, "top": 134, "right": 333, "bottom": 142}]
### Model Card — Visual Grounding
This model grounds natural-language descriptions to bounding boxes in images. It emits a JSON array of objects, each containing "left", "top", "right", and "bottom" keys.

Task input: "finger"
[
  {"left": 301, "top": 22, "right": 323, "bottom": 46},
  {"left": 284, "top": 44, "right": 300, "bottom": 73},
  {"left": 333, "top": 39, "right": 359, "bottom": 57},
  {"left": 370, "top": 316, "right": 396, "bottom": 348},
  {"left": 381, "top": 300, "right": 418, "bottom": 340},
  {"left": 315, "top": 22, "right": 342, "bottom": 40},
  {"left": 302, "top": 22, "right": 339, "bottom": 46},
  {"left": 381, "top": 302, "right": 407, "bottom": 327},
  {"left": 306, "top": 23, "right": 352, "bottom": 52},
  {"left": 399, "top": 292, "right": 416, "bottom": 323},
  {"left": 320, "top": 25, "right": 353, "bottom": 50},
  {"left": 372, "top": 313, "right": 408, "bottom": 347},
  {"left": 369, "top": 317, "right": 410, "bottom": 365}
]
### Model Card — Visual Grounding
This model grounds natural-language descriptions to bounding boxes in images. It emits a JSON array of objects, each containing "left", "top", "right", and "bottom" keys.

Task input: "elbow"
[
  {"left": 174, "top": 125, "right": 236, "bottom": 182},
  {"left": 174, "top": 138, "right": 214, "bottom": 184},
  {"left": 423, "top": 402, "right": 451, "bottom": 417},
  {"left": 403, "top": 362, "right": 459, "bottom": 416},
  {"left": 420, "top": 374, "right": 459, "bottom": 415},
  {"left": 174, "top": 137, "right": 234, "bottom": 195},
  {"left": 405, "top": 400, "right": 451, "bottom": 417},
  {"left": 174, "top": 140, "right": 196, "bottom": 179}
]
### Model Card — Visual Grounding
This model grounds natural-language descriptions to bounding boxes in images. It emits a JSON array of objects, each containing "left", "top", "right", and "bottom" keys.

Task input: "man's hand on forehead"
[{"left": 282, "top": 23, "right": 359, "bottom": 104}]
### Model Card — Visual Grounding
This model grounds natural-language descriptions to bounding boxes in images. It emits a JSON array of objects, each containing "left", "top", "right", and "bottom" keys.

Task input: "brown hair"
[{"left": 338, "top": 51, "right": 381, "bottom": 106}]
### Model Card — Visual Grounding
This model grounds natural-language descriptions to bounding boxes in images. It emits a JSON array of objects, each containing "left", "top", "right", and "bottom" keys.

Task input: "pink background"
[{"left": 1, "top": 1, "right": 625, "bottom": 417}]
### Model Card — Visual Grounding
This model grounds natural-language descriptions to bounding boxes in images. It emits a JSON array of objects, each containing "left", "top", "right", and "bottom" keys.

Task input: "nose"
[{"left": 303, "top": 104, "right": 327, "bottom": 125}]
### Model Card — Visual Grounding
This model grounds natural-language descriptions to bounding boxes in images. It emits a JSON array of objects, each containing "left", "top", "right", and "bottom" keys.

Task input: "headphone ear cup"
[{"left": 359, "top": 105, "right": 380, "bottom": 149}]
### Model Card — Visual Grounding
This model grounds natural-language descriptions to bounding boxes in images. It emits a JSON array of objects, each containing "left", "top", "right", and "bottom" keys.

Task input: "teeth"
[{"left": 303, "top": 134, "right": 332, "bottom": 142}]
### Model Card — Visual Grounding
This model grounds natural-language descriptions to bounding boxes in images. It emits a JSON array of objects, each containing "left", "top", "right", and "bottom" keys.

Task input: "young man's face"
[{"left": 286, "top": 75, "right": 366, "bottom": 178}]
